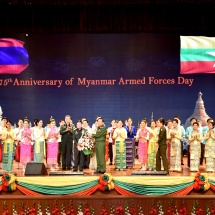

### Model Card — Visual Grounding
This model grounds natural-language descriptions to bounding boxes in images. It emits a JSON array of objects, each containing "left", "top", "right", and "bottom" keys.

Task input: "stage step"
[
  {"left": 132, "top": 170, "right": 168, "bottom": 175},
  {"left": 49, "top": 171, "right": 84, "bottom": 176}
]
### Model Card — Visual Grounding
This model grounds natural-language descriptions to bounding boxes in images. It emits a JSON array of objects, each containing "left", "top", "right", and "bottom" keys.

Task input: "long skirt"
[
  {"left": 3, "top": 143, "right": 15, "bottom": 171},
  {"left": 115, "top": 141, "right": 126, "bottom": 170},
  {"left": 20, "top": 143, "right": 31, "bottom": 165},
  {"left": 190, "top": 143, "right": 201, "bottom": 171},
  {"left": 206, "top": 157, "right": 215, "bottom": 172},
  {"left": 148, "top": 140, "right": 157, "bottom": 169},
  {"left": 138, "top": 140, "right": 148, "bottom": 164},
  {"left": 34, "top": 141, "right": 45, "bottom": 163},
  {"left": 47, "top": 142, "right": 58, "bottom": 165},
  {"left": 170, "top": 140, "right": 181, "bottom": 171}
]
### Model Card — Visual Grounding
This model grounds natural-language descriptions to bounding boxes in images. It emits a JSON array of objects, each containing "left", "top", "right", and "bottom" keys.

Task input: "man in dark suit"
[
  {"left": 60, "top": 115, "right": 74, "bottom": 170},
  {"left": 73, "top": 120, "right": 87, "bottom": 172},
  {"left": 156, "top": 118, "right": 168, "bottom": 173}
]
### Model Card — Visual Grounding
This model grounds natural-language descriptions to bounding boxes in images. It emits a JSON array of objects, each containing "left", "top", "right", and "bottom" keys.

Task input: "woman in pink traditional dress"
[
  {"left": 46, "top": 117, "right": 59, "bottom": 171},
  {"left": 166, "top": 120, "right": 173, "bottom": 165},
  {"left": 147, "top": 121, "right": 158, "bottom": 171},
  {"left": 136, "top": 119, "right": 149, "bottom": 171},
  {"left": 20, "top": 117, "right": 32, "bottom": 171}
]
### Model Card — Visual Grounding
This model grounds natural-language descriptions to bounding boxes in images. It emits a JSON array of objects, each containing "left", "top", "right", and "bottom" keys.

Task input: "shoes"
[
  {"left": 67, "top": 167, "right": 71, "bottom": 170},
  {"left": 109, "top": 162, "right": 113, "bottom": 165},
  {"left": 50, "top": 167, "right": 55, "bottom": 171},
  {"left": 62, "top": 167, "right": 66, "bottom": 170},
  {"left": 73, "top": 169, "right": 78, "bottom": 172},
  {"left": 79, "top": 169, "right": 83, "bottom": 172}
]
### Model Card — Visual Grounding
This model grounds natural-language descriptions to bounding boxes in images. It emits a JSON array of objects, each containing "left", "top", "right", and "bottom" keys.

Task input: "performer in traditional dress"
[
  {"left": 33, "top": 119, "right": 45, "bottom": 163},
  {"left": 189, "top": 122, "right": 202, "bottom": 172},
  {"left": 20, "top": 117, "right": 32, "bottom": 171},
  {"left": 166, "top": 120, "right": 173, "bottom": 164},
  {"left": 136, "top": 119, "right": 149, "bottom": 171},
  {"left": 169, "top": 119, "right": 182, "bottom": 172},
  {"left": 147, "top": 120, "right": 158, "bottom": 171},
  {"left": 204, "top": 121, "right": 215, "bottom": 172},
  {"left": 46, "top": 117, "right": 59, "bottom": 170},
  {"left": 14, "top": 119, "right": 24, "bottom": 168},
  {"left": 107, "top": 120, "right": 116, "bottom": 165},
  {"left": 2, "top": 120, "right": 15, "bottom": 171},
  {"left": 113, "top": 120, "right": 127, "bottom": 170},
  {"left": 0, "top": 117, "right": 7, "bottom": 168}
]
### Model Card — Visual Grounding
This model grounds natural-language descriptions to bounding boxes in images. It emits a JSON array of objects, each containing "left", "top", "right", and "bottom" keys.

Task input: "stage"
[{"left": 0, "top": 158, "right": 215, "bottom": 213}]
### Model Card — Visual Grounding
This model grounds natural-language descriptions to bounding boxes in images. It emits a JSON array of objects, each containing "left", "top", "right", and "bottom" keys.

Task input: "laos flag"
[{"left": 0, "top": 38, "right": 29, "bottom": 74}]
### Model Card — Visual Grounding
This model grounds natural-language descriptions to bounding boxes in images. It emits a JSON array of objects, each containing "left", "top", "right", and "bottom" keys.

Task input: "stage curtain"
[{"left": 0, "top": 3, "right": 214, "bottom": 33}]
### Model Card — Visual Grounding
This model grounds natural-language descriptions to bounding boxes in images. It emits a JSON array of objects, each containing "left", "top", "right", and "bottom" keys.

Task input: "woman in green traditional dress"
[
  {"left": 33, "top": 119, "right": 45, "bottom": 163},
  {"left": 2, "top": 120, "right": 16, "bottom": 171},
  {"left": 147, "top": 120, "right": 158, "bottom": 171},
  {"left": 113, "top": 120, "right": 127, "bottom": 170}
]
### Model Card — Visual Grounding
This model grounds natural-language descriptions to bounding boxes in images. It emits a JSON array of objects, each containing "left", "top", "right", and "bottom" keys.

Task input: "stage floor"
[{"left": 0, "top": 156, "right": 213, "bottom": 177}]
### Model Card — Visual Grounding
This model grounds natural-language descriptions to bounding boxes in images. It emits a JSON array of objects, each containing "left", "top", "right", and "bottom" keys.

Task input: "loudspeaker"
[{"left": 25, "top": 163, "right": 48, "bottom": 176}]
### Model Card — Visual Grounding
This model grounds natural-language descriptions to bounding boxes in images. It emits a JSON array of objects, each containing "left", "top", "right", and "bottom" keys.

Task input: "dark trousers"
[
  {"left": 57, "top": 142, "right": 62, "bottom": 165},
  {"left": 84, "top": 155, "right": 90, "bottom": 168},
  {"left": 61, "top": 141, "right": 72, "bottom": 169},
  {"left": 108, "top": 142, "right": 113, "bottom": 163},
  {"left": 200, "top": 143, "right": 205, "bottom": 165},
  {"left": 74, "top": 146, "right": 85, "bottom": 171},
  {"left": 156, "top": 144, "right": 168, "bottom": 172}
]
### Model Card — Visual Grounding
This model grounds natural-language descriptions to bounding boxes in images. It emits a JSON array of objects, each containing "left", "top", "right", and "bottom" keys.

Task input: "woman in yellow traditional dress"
[
  {"left": 204, "top": 121, "right": 215, "bottom": 172},
  {"left": 2, "top": 120, "right": 16, "bottom": 171},
  {"left": 169, "top": 119, "right": 182, "bottom": 172},
  {"left": 113, "top": 120, "right": 127, "bottom": 170},
  {"left": 189, "top": 122, "right": 202, "bottom": 172}
]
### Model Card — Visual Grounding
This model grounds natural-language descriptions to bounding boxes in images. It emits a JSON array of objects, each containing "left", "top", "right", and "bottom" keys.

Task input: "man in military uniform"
[
  {"left": 156, "top": 118, "right": 169, "bottom": 174},
  {"left": 91, "top": 117, "right": 107, "bottom": 174}
]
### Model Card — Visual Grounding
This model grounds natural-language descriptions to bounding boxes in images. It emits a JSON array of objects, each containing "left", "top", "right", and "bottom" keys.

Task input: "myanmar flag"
[{"left": 180, "top": 36, "right": 215, "bottom": 74}]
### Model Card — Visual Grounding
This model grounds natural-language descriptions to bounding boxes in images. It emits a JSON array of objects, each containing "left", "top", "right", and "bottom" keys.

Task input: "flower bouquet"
[{"left": 77, "top": 136, "right": 94, "bottom": 155}]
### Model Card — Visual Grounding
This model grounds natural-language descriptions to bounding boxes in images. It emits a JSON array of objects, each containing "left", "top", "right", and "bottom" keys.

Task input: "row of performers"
[
  {"left": 0, "top": 115, "right": 214, "bottom": 173},
  {"left": 108, "top": 117, "right": 215, "bottom": 172}
]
